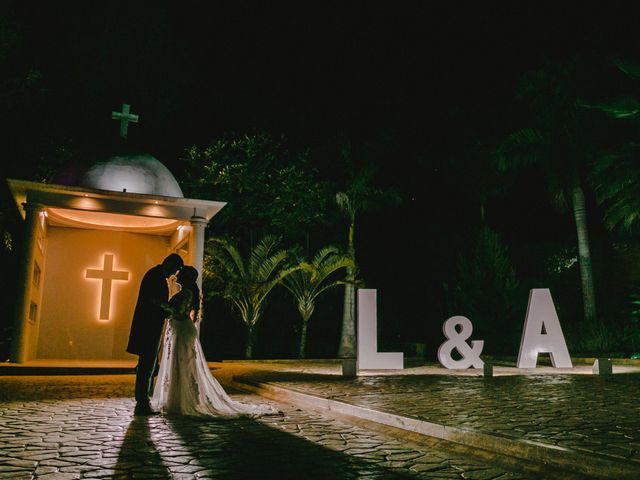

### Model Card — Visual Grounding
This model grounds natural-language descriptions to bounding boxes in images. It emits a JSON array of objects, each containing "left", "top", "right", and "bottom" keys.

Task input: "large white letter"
[
  {"left": 357, "top": 289, "right": 403, "bottom": 370},
  {"left": 437, "top": 316, "right": 484, "bottom": 369},
  {"left": 517, "top": 288, "right": 572, "bottom": 368}
]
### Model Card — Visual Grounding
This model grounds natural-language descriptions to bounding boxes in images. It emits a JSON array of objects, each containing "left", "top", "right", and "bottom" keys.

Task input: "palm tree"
[
  {"left": 495, "top": 61, "right": 599, "bottom": 325},
  {"left": 334, "top": 140, "right": 401, "bottom": 357},
  {"left": 589, "top": 143, "right": 640, "bottom": 231},
  {"left": 582, "top": 58, "right": 640, "bottom": 355},
  {"left": 283, "top": 246, "right": 355, "bottom": 358},
  {"left": 335, "top": 189, "right": 358, "bottom": 358},
  {"left": 584, "top": 58, "right": 640, "bottom": 232},
  {"left": 204, "top": 235, "right": 299, "bottom": 358}
]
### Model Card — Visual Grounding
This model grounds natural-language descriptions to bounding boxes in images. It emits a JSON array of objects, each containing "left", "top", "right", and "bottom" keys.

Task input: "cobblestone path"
[
  {"left": 0, "top": 375, "right": 548, "bottom": 479},
  {"left": 240, "top": 371, "right": 640, "bottom": 464}
]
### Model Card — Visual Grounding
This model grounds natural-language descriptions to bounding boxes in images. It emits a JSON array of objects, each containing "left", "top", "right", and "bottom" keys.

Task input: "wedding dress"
[{"left": 151, "top": 288, "right": 278, "bottom": 417}]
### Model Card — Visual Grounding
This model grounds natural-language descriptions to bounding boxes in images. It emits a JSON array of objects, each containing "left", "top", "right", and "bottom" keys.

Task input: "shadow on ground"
[{"left": 115, "top": 415, "right": 418, "bottom": 479}]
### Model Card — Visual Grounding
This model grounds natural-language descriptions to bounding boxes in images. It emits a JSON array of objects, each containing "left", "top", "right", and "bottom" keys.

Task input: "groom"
[{"left": 127, "top": 253, "right": 184, "bottom": 415}]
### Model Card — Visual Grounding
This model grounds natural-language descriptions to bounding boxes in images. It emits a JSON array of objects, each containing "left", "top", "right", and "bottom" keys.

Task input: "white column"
[
  {"left": 11, "top": 202, "right": 42, "bottom": 363},
  {"left": 189, "top": 216, "right": 208, "bottom": 289}
]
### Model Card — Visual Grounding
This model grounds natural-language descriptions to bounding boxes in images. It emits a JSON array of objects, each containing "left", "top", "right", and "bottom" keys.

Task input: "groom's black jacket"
[{"left": 126, "top": 264, "right": 168, "bottom": 355}]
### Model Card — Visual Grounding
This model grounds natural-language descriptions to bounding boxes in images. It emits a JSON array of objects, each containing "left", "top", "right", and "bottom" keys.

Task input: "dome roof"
[{"left": 79, "top": 153, "right": 184, "bottom": 198}]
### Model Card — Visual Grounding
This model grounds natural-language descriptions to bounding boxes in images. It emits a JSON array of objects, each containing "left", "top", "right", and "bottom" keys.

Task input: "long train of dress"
[{"left": 151, "top": 314, "right": 278, "bottom": 417}]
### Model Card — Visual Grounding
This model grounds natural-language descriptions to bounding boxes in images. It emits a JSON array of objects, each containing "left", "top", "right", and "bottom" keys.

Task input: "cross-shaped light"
[{"left": 86, "top": 254, "right": 129, "bottom": 320}]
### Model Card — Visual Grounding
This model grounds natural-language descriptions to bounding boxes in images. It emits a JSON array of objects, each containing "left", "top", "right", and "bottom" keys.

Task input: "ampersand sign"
[{"left": 437, "top": 316, "right": 484, "bottom": 369}]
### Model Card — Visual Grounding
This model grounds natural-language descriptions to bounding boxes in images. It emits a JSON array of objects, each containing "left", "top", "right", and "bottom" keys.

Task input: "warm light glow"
[
  {"left": 70, "top": 197, "right": 103, "bottom": 210},
  {"left": 85, "top": 253, "right": 129, "bottom": 321},
  {"left": 141, "top": 205, "right": 170, "bottom": 217},
  {"left": 47, "top": 208, "right": 180, "bottom": 233}
]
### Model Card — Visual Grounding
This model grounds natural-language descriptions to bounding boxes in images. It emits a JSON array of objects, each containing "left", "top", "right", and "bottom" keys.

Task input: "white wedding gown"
[{"left": 151, "top": 289, "right": 277, "bottom": 417}]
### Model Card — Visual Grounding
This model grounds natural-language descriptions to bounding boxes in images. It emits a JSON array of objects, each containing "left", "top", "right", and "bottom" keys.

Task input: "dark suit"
[{"left": 127, "top": 264, "right": 168, "bottom": 404}]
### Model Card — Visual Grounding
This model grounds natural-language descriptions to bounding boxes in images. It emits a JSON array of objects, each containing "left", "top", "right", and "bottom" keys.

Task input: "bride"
[{"left": 151, "top": 265, "right": 278, "bottom": 417}]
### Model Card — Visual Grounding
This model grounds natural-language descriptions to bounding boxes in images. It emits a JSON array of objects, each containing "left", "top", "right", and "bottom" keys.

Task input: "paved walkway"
[
  {"left": 1, "top": 360, "right": 638, "bottom": 479},
  {"left": 227, "top": 360, "right": 640, "bottom": 480},
  {"left": 0, "top": 372, "right": 548, "bottom": 479}
]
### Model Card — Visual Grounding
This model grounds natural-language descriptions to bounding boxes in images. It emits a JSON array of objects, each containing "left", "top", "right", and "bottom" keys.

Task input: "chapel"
[{"left": 7, "top": 153, "right": 225, "bottom": 363}]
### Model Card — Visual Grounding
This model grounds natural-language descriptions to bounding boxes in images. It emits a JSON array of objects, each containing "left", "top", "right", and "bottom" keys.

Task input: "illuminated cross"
[
  {"left": 86, "top": 254, "right": 129, "bottom": 320},
  {"left": 111, "top": 103, "right": 139, "bottom": 139}
]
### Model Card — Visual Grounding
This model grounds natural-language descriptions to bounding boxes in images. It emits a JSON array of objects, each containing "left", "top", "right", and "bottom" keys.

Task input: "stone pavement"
[
  {"left": 1, "top": 370, "right": 571, "bottom": 480},
  {"left": 1, "top": 361, "right": 638, "bottom": 479},
  {"left": 227, "top": 360, "right": 640, "bottom": 480}
]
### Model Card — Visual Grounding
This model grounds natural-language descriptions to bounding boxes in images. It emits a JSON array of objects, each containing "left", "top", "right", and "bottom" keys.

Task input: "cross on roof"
[{"left": 111, "top": 103, "right": 139, "bottom": 139}]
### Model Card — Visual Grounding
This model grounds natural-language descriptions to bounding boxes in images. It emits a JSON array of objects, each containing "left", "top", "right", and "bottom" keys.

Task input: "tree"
[
  {"left": 589, "top": 142, "right": 640, "bottom": 232},
  {"left": 203, "top": 236, "right": 299, "bottom": 358},
  {"left": 454, "top": 226, "right": 520, "bottom": 353},
  {"left": 458, "top": 139, "right": 513, "bottom": 224},
  {"left": 334, "top": 140, "right": 402, "bottom": 358},
  {"left": 585, "top": 58, "right": 640, "bottom": 232},
  {"left": 180, "top": 133, "right": 329, "bottom": 247},
  {"left": 495, "top": 60, "right": 600, "bottom": 325},
  {"left": 583, "top": 58, "right": 640, "bottom": 356},
  {"left": 282, "top": 246, "right": 355, "bottom": 358}
]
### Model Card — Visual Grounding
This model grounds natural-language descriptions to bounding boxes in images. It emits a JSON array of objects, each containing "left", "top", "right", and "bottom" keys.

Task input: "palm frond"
[
  {"left": 590, "top": 144, "right": 640, "bottom": 231},
  {"left": 613, "top": 57, "right": 640, "bottom": 80},
  {"left": 546, "top": 171, "right": 569, "bottom": 213},
  {"left": 313, "top": 279, "right": 357, "bottom": 299},
  {"left": 255, "top": 250, "right": 288, "bottom": 282},
  {"left": 207, "top": 237, "right": 247, "bottom": 279},
  {"left": 495, "top": 128, "right": 549, "bottom": 171},
  {"left": 250, "top": 235, "right": 279, "bottom": 275},
  {"left": 312, "top": 245, "right": 340, "bottom": 265},
  {"left": 283, "top": 248, "right": 354, "bottom": 315},
  {"left": 282, "top": 268, "right": 312, "bottom": 299},
  {"left": 580, "top": 96, "right": 640, "bottom": 119},
  {"left": 335, "top": 192, "right": 353, "bottom": 216}
]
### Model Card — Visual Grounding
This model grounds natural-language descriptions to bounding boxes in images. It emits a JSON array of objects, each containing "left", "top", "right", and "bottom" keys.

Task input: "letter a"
[{"left": 517, "top": 289, "right": 572, "bottom": 368}]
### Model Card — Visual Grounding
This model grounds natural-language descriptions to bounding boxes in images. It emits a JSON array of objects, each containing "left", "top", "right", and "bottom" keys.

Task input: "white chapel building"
[{"left": 7, "top": 154, "right": 225, "bottom": 363}]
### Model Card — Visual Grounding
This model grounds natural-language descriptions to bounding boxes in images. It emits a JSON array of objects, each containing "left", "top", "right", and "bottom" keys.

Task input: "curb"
[
  {"left": 232, "top": 376, "right": 640, "bottom": 480},
  {"left": 0, "top": 366, "right": 135, "bottom": 376}
]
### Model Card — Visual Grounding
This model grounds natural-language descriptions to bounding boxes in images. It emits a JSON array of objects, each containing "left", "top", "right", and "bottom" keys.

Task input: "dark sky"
[
  {"left": 6, "top": 0, "right": 638, "bottom": 166},
  {"left": 5, "top": 0, "right": 637, "bottom": 260}
]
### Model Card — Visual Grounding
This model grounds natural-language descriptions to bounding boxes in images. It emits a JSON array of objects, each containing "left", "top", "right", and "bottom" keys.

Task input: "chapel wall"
[
  {"left": 36, "top": 227, "right": 170, "bottom": 360},
  {"left": 22, "top": 210, "right": 48, "bottom": 360}
]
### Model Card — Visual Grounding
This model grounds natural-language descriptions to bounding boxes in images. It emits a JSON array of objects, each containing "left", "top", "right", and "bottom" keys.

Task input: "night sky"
[
  {"left": 5, "top": 2, "right": 636, "bottom": 160},
  {"left": 3, "top": 1, "right": 640, "bottom": 356},
  {"left": 5, "top": 1, "right": 636, "bottom": 223}
]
